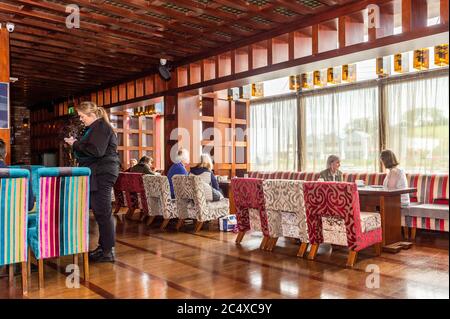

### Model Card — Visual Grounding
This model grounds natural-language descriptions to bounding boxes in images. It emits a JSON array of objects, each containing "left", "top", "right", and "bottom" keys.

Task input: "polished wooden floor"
[{"left": 1, "top": 209, "right": 448, "bottom": 299}]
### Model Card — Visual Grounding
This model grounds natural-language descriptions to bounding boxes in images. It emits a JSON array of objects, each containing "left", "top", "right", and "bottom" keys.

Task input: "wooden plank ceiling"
[{"left": 0, "top": 0, "right": 356, "bottom": 106}]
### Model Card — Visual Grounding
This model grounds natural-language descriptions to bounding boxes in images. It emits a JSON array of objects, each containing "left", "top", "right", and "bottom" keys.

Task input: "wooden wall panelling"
[
  {"left": 1, "top": 29, "right": 10, "bottom": 163},
  {"left": 164, "top": 95, "right": 178, "bottom": 173},
  {"left": 318, "top": 19, "right": 339, "bottom": 53},
  {"left": 402, "top": 0, "right": 428, "bottom": 33},
  {"left": 293, "top": 27, "right": 313, "bottom": 59},
  {"left": 154, "top": 74, "right": 168, "bottom": 93},
  {"left": 218, "top": 52, "right": 232, "bottom": 78},
  {"left": 312, "top": 24, "right": 319, "bottom": 55},
  {"left": 252, "top": 41, "right": 269, "bottom": 69},
  {"left": 203, "top": 58, "right": 216, "bottom": 81},
  {"left": 63, "top": 101, "right": 68, "bottom": 115},
  {"left": 111, "top": 86, "right": 119, "bottom": 104},
  {"left": 104, "top": 88, "right": 111, "bottom": 106},
  {"left": 441, "top": 0, "right": 449, "bottom": 24},
  {"left": 97, "top": 90, "right": 104, "bottom": 106},
  {"left": 189, "top": 62, "right": 201, "bottom": 85},
  {"left": 144, "top": 76, "right": 155, "bottom": 95},
  {"left": 136, "top": 78, "right": 144, "bottom": 98},
  {"left": 178, "top": 65, "right": 189, "bottom": 87},
  {"left": 91, "top": 92, "right": 97, "bottom": 104},
  {"left": 127, "top": 81, "right": 136, "bottom": 100},
  {"left": 234, "top": 47, "right": 249, "bottom": 74},
  {"left": 272, "top": 34, "right": 289, "bottom": 65},
  {"left": 119, "top": 83, "right": 127, "bottom": 102},
  {"left": 341, "top": 10, "right": 365, "bottom": 47}
]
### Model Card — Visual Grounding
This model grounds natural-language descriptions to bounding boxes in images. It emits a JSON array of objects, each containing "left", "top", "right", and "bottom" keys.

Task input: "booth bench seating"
[{"left": 248, "top": 171, "right": 449, "bottom": 237}]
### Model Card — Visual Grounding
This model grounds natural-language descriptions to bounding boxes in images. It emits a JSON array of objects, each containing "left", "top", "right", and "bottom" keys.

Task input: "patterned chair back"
[
  {"left": 262, "top": 179, "right": 308, "bottom": 242},
  {"left": 115, "top": 172, "right": 148, "bottom": 214},
  {"left": 0, "top": 168, "right": 29, "bottom": 266},
  {"left": 172, "top": 175, "right": 205, "bottom": 219},
  {"left": 231, "top": 177, "right": 269, "bottom": 236},
  {"left": 303, "top": 181, "right": 381, "bottom": 251},
  {"left": 143, "top": 175, "right": 178, "bottom": 220},
  {"left": 31, "top": 167, "right": 90, "bottom": 259}
]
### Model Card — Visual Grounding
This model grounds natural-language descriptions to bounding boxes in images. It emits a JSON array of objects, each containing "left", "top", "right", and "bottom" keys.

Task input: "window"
[
  {"left": 303, "top": 85, "right": 379, "bottom": 172},
  {"left": 250, "top": 96, "right": 298, "bottom": 171},
  {"left": 385, "top": 74, "right": 449, "bottom": 173}
]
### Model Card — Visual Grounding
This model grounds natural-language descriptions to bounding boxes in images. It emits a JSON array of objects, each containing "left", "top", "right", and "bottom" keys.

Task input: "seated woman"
[
  {"left": 128, "top": 156, "right": 155, "bottom": 175},
  {"left": 126, "top": 158, "right": 138, "bottom": 172},
  {"left": 380, "top": 149, "right": 409, "bottom": 207},
  {"left": 190, "top": 153, "right": 223, "bottom": 202},
  {"left": 319, "top": 155, "right": 343, "bottom": 181}
]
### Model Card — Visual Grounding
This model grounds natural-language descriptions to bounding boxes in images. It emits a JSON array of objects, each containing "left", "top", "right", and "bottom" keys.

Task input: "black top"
[
  {"left": 128, "top": 163, "right": 155, "bottom": 175},
  {"left": 73, "top": 118, "right": 120, "bottom": 190}
]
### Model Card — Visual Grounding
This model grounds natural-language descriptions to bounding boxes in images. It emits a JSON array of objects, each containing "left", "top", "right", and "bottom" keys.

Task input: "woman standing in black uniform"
[{"left": 64, "top": 101, "right": 120, "bottom": 263}]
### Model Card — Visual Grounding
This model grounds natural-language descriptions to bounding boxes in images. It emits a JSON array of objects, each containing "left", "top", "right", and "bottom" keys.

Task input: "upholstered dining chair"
[
  {"left": 303, "top": 182, "right": 382, "bottom": 267},
  {"left": 231, "top": 177, "right": 272, "bottom": 250},
  {"left": 172, "top": 175, "right": 229, "bottom": 232},
  {"left": 262, "top": 179, "right": 310, "bottom": 256},
  {"left": 143, "top": 175, "right": 178, "bottom": 229},
  {"left": 0, "top": 168, "right": 29, "bottom": 295},
  {"left": 27, "top": 167, "right": 91, "bottom": 288},
  {"left": 113, "top": 172, "right": 148, "bottom": 221}
]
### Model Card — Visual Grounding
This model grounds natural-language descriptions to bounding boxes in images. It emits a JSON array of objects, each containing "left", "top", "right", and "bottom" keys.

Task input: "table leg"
[{"left": 380, "top": 195, "right": 412, "bottom": 253}]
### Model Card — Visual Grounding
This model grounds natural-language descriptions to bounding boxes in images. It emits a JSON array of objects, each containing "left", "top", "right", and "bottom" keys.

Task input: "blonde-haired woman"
[
  {"left": 64, "top": 101, "right": 120, "bottom": 263},
  {"left": 190, "top": 153, "right": 223, "bottom": 201},
  {"left": 380, "top": 149, "right": 409, "bottom": 206}
]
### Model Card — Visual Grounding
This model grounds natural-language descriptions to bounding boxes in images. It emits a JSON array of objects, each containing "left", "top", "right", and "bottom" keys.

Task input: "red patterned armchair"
[
  {"left": 231, "top": 178, "right": 273, "bottom": 249},
  {"left": 113, "top": 172, "right": 148, "bottom": 221},
  {"left": 303, "top": 182, "right": 382, "bottom": 267}
]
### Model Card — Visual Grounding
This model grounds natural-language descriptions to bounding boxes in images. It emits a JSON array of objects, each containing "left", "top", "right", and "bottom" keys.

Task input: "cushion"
[
  {"left": 401, "top": 203, "right": 449, "bottom": 220},
  {"left": 321, "top": 212, "right": 381, "bottom": 234}
]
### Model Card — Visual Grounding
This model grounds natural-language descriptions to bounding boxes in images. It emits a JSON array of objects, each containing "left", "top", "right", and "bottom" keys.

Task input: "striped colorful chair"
[
  {"left": 303, "top": 182, "right": 382, "bottom": 267},
  {"left": 27, "top": 167, "right": 90, "bottom": 288},
  {"left": 142, "top": 175, "right": 178, "bottom": 229},
  {"left": 0, "top": 168, "right": 29, "bottom": 295},
  {"left": 231, "top": 178, "right": 272, "bottom": 249},
  {"left": 402, "top": 174, "right": 449, "bottom": 238}
]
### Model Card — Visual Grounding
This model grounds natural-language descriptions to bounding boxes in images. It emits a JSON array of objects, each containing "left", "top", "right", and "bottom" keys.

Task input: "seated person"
[
  {"left": 125, "top": 158, "right": 138, "bottom": 172},
  {"left": 167, "top": 148, "right": 190, "bottom": 198},
  {"left": 190, "top": 153, "right": 223, "bottom": 202},
  {"left": 319, "top": 155, "right": 343, "bottom": 181},
  {"left": 128, "top": 156, "right": 155, "bottom": 175},
  {"left": 0, "top": 139, "right": 35, "bottom": 210},
  {"left": 380, "top": 149, "right": 409, "bottom": 207}
]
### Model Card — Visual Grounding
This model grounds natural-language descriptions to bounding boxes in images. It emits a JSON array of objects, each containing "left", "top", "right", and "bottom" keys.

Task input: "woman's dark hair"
[
  {"left": 139, "top": 155, "right": 153, "bottom": 164},
  {"left": 380, "top": 149, "right": 399, "bottom": 169}
]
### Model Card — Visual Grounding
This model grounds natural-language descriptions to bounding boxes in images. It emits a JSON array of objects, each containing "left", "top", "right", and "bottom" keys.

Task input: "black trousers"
[{"left": 90, "top": 173, "right": 118, "bottom": 251}]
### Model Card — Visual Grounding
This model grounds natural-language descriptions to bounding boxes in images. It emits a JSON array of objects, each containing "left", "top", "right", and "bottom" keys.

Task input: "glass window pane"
[
  {"left": 129, "top": 134, "right": 139, "bottom": 147},
  {"left": 142, "top": 134, "right": 153, "bottom": 147},
  {"left": 142, "top": 117, "right": 153, "bottom": 131},
  {"left": 129, "top": 116, "right": 139, "bottom": 130}
]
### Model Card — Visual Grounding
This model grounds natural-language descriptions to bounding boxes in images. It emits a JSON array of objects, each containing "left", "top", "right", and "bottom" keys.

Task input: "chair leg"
[
  {"left": 175, "top": 218, "right": 184, "bottom": 231},
  {"left": 83, "top": 252, "right": 89, "bottom": 282},
  {"left": 194, "top": 221, "right": 204, "bottom": 232},
  {"left": 403, "top": 226, "right": 409, "bottom": 240},
  {"left": 27, "top": 247, "right": 31, "bottom": 278},
  {"left": 125, "top": 208, "right": 135, "bottom": 220},
  {"left": 146, "top": 215, "right": 156, "bottom": 226},
  {"left": 373, "top": 243, "right": 382, "bottom": 256},
  {"left": 21, "top": 262, "right": 28, "bottom": 296},
  {"left": 410, "top": 227, "right": 417, "bottom": 240},
  {"left": 268, "top": 237, "right": 278, "bottom": 252},
  {"left": 160, "top": 218, "right": 170, "bottom": 230},
  {"left": 346, "top": 250, "right": 358, "bottom": 268},
  {"left": 73, "top": 254, "right": 79, "bottom": 266},
  {"left": 38, "top": 259, "right": 44, "bottom": 289},
  {"left": 297, "top": 242, "right": 308, "bottom": 258},
  {"left": 236, "top": 231, "right": 246, "bottom": 244},
  {"left": 259, "top": 236, "right": 269, "bottom": 250},
  {"left": 307, "top": 244, "right": 319, "bottom": 260},
  {"left": 8, "top": 264, "right": 14, "bottom": 286}
]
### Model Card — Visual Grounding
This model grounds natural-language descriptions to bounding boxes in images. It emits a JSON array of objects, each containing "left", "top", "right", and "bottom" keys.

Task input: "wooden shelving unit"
[{"left": 199, "top": 92, "right": 249, "bottom": 178}]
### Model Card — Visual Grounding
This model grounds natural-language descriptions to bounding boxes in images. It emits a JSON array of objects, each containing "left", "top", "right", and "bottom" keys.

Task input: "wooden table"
[
  {"left": 358, "top": 186, "right": 417, "bottom": 253},
  {"left": 219, "top": 181, "right": 235, "bottom": 214}
]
